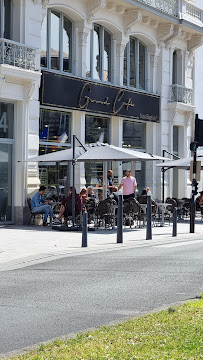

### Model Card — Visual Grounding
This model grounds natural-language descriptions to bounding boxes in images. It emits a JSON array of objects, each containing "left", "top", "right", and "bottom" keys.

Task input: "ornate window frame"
[
  {"left": 41, "top": 9, "right": 73, "bottom": 74},
  {"left": 87, "top": 24, "right": 112, "bottom": 83},
  {"left": 123, "top": 37, "right": 146, "bottom": 90}
]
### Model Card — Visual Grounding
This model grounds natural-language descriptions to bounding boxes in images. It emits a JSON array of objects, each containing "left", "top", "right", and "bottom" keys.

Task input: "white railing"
[
  {"left": 127, "top": 0, "right": 203, "bottom": 25},
  {"left": 179, "top": 1, "right": 203, "bottom": 25},
  {"left": 169, "top": 84, "right": 193, "bottom": 105},
  {"left": 131, "top": 0, "right": 178, "bottom": 17},
  {"left": 0, "top": 38, "right": 36, "bottom": 71}
]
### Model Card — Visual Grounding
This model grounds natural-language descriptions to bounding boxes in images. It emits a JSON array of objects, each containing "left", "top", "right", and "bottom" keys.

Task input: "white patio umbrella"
[
  {"left": 24, "top": 142, "right": 167, "bottom": 163},
  {"left": 156, "top": 155, "right": 203, "bottom": 170}
]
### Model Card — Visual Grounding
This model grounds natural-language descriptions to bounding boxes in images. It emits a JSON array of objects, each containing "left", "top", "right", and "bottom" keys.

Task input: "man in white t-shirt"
[{"left": 118, "top": 170, "right": 137, "bottom": 200}]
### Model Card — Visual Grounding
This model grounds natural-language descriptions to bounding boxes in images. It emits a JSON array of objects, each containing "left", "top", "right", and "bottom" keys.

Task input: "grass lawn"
[{"left": 5, "top": 299, "right": 203, "bottom": 360}]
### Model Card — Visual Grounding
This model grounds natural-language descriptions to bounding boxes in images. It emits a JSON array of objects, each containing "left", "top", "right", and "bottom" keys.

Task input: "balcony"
[
  {"left": 169, "top": 84, "right": 193, "bottom": 105},
  {"left": 131, "top": 0, "right": 178, "bottom": 17},
  {"left": 0, "top": 38, "right": 36, "bottom": 71},
  {"left": 129, "top": 0, "right": 203, "bottom": 26},
  {"left": 179, "top": 0, "right": 203, "bottom": 26}
]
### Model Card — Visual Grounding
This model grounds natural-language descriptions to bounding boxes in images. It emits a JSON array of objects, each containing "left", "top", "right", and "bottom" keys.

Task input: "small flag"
[{"left": 39, "top": 127, "right": 48, "bottom": 140}]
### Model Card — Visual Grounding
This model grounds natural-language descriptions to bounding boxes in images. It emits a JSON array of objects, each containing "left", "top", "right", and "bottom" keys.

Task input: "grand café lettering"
[{"left": 40, "top": 71, "right": 160, "bottom": 122}]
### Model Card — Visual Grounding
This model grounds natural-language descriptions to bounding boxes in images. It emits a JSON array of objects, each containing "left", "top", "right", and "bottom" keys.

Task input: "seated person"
[
  {"left": 80, "top": 187, "right": 88, "bottom": 211},
  {"left": 196, "top": 191, "right": 203, "bottom": 214},
  {"left": 31, "top": 185, "right": 55, "bottom": 226},
  {"left": 87, "top": 186, "right": 97, "bottom": 201},
  {"left": 56, "top": 186, "right": 82, "bottom": 224},
  {"left": 137, "top": 188, "right": 157, "bottom": 215}
]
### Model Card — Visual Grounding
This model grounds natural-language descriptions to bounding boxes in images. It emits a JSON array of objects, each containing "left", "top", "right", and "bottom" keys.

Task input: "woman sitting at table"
[{"left": 80, "top": 187, "right": 88, "bottom": 208}]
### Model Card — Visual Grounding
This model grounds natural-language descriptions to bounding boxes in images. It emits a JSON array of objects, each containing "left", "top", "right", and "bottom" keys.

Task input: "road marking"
[{"left": 156, "top": 239, "right": 203, "bottom": 248}]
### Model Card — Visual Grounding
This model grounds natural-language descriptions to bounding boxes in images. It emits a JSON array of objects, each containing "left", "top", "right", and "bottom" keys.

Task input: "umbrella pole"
[
  {"left": 72, "top": 135, "right": 76, "bottom": 226},
  {"left": 103, "top": 161, "right": 108, "bottom": 199}
]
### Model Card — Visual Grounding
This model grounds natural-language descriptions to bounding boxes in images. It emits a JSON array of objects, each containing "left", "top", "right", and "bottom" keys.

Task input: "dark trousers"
[{"left": 123, "top": 193, "right": 135, "bottom": 200}]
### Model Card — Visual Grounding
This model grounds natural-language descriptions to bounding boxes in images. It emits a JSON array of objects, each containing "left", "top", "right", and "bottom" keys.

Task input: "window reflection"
[
  {"left": 85, "top": 115, "right": 110, "bottom": 144},
  {"left": 130, "top": 38, "right": 136, "bottom": 88},
  {"left": 123, "top": 45, "right": 128, "bottom": 86},
  {"left": 41, "top": 15, "right": 47, "bottom": 68},
  {"left": 63, "top": 16, "right": 72, "bottom": 72},
  {"left": 0, "top": 143, "right": 12, "bottom": 222},
  {"left": 123, "top": 37, "right": 146, "bottom": 90},
  {"left": 123, "top": 120, "right": 146, "bottom": 149},
  {"left": 4, "top": 0, "right": 12, "bottom": 39},
  {"left": 139, "top": 42, "right": 145, "bottom": 90},
  {"left": 40, "top": 10, "right": 72, "bottom": 73},
  {"left": 86, "top": 31, "right": 91, "bottom": 77},
  {"left": 90, "top": 24, "right": 112, "bottom": 82},
  {"left": 0, "top": 102, "right": 14, "bottom": 139},
  {"left": 39, "top": 109, "right": 71, "bottom": 155},
  {"left": 104, "top": 30, "right": 111, "bottom": 82},
  {"left": 93, "top": 25, "right": 100, "bottom": 80},
  {"left": 51, "top": 11, "right": 60, "bottom": 70}
]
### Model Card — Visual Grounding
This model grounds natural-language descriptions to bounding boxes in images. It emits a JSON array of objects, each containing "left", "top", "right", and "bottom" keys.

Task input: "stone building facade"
[{"left": 0, "top": 0, "right": 202, "bottom": 224}]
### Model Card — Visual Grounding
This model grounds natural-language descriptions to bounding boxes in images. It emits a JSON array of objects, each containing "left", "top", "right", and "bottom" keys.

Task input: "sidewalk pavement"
[{"left": 0, "top": 220, "right": 202, "bottom": 272}]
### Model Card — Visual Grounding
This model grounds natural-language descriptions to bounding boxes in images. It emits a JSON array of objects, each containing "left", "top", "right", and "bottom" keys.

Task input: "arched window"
[
  {"left": 86, "top": 24, "right": 112, "bottom": 82},
  {"left": 123, "top": 37, "right": 146, "bottom": 90},
  {"left": 41, "top": 10, "right": 73, "bottom": 73},
  {"left": 0, "top": 0, "right": 12, "bottom": 39}
]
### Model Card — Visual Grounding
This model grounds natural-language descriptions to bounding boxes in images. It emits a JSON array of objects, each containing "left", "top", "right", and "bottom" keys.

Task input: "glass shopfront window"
[
  {"left": 0, "top": 102, "right": 14, "bottom": 139},
  {"left": 0, "top": 102, "right": 14, "bottom": 223},
  {"left": 85, "top": 115, "right": 110, "bottom": 198},
  {"left": 39, "top": 108, "right": 71, "bottom": 198},
  {"left": 123, "top": 120, "right": 146, "bottom": 195},
  {"left": 85, "top": 115, "right": 110, "bottom": 144},
  {"left": 123, "top": 120, "right": 146, "bottom": 149}
]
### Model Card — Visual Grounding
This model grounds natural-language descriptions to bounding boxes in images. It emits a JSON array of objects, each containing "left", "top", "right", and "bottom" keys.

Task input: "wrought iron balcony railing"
[
  {"left": 169, "top": 84, "right": 193, "bottom": 105},
  {"left": 0, "top": 38, "right": 36, "bottom": 71}
]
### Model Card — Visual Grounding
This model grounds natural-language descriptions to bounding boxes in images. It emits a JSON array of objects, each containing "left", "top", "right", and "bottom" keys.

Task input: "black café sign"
[{"left": 40, "top": 71, "right": 160, "bottom": 122}]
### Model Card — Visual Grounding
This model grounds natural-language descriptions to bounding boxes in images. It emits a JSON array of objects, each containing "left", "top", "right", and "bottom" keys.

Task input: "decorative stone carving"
[
  {"left": 125, "top": 10, "right": 142, "bottom": 36},
  {"left": 0, "top": 76, "right": 5, "bottom": 93},
  {"left": 142, "top": 16, "right": 150, "bottom": 26},
  {"left": 187, "top": 34, "right": 203, "bottom": 52},
  {"left": 165, "top": 26, "right": 183, "bottom": 49},
  {"left": 184, "top": 33, "right": 192, "bottom": 41},
  {"left": 106, "top": 1, "right": 116, "bottom": 11},
  {"left": 87, "top": 0, "right": 106, "bottom": 24},
  {"left": 150, "top": 19, "right": 159, "bottom": 29},
  {"left": 42, "top": 0, "right": 49, "bottom": 8},
  {"left": 78, "top": 30, "right": 90, "bottom": 46},
  {"left": 32, "top": 0, "right": 49, "bottom": 6},
  {"left": 116, "top": 5, "right": 125, "bottom": 15},
  {"left": 158, "top": 23, "right": 174, "bottom": 43},
  {"left": 26, "top": 82, "right": 36, "bottom": 100}
]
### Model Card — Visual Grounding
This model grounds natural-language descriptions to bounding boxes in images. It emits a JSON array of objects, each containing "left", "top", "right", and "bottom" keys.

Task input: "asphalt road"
[{"left": 0, "top": 238, "right": 203, "bottom": 356}]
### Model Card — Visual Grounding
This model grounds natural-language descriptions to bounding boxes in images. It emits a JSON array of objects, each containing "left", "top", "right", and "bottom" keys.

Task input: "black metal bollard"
[
  {"left": 190, "top": 200, "right": 195, "bottom": 233},
  {"left": 146, "top": 194, "right": 152, "bottom": 240},
  {"left": 82, "top": 211, "right": 88, "bottom": 247},
  {"left": 117, "top": 194, "right": 123, "bottom": 243},
  {"left": 172, "top": 207, "right": 177, "bottom": 237}
]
